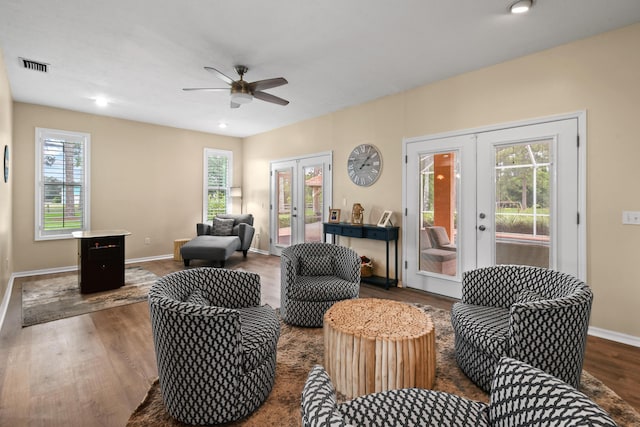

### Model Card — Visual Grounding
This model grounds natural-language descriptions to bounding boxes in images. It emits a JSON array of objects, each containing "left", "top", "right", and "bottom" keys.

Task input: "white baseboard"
[
  {"left": 588, "top": 326, "right": 640, "bottom": 348},
  {"left": 10, "top": 254, "right": 174, "bottom": 278}
]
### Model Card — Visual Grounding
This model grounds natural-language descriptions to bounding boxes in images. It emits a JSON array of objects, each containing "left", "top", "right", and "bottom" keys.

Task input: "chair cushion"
[
  {"left": 238, "top": 305, "right": 280, "bottom": 372},
  {"left": 180, "top": 235, "right": 240, "bottom": 260},
  {"left": 451, "top": 303, "right": 510, "bottom": 355},
  {"left": 421, "top": 248, "right": 457, "bottom": 262},
  {"left": 290, "top": 276, "right": 360, "bottom": 302},
  {"left": 299, "top": 255, "right": 335, "bottom": 276},
  {"left": 212, "top": 217, "right": 235, "bottom": 236}
]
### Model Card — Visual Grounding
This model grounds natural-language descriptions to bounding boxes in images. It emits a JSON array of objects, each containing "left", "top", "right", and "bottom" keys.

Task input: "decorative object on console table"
[
  {"left": 72, "top": 230, "right": 131, "bottom": 294},
  {"left": 377, "top": 210, "right": 393, "bottom": 227},
  {"left": 360, "top": 255, "right": 373, "bottom": 277},
  {"left": 328, "top": 208, "right": 341, "bottom": 223},
  {"left": 323, "top": 222, "right": 399, "bottom": 289},
  {"left": 351, "top": 203, "right": 364, "bottom": 225}
]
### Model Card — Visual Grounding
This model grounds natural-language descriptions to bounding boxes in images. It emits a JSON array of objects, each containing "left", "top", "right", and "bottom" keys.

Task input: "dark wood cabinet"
[
  {"left": 323, "top": 223, "right": 399, "bottom": 289},
  {"left": 73, "top": 230, "right": 131, "bottom": 294}
]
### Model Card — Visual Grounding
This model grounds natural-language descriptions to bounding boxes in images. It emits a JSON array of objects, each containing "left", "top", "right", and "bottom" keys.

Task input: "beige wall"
[
  {"left": 0, "top": 48, "right": 13, "bottom": 301},
  {"left": 12, "top": 103, "right": 242, "bottom": 271},
  {"left": 244, "top": 23, "right": 640, "bottom": 337}
]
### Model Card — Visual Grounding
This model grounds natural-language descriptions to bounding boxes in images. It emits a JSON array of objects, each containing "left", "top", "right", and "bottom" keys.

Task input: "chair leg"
[{"left": 183, "top": 259, "right": 190, "bottom": 267}]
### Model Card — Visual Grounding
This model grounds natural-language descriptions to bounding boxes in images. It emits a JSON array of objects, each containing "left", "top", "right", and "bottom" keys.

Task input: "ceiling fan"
[{"left": 183, "top": 65, "right": 289, "bottom": 108}]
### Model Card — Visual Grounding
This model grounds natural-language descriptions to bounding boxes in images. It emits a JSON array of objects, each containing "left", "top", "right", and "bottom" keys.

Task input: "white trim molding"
[{"left": 589, "top": 326, "right": 640, "bottom": 348}]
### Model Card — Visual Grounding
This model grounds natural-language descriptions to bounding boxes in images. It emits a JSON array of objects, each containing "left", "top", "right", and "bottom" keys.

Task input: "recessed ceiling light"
[
  {"left": 218, "top": 122, "right": 228, "bottom": 129},
  {"left": 94, "top": 96, "right": 109, "bottom": 107},
  {"left": 509, "top": 0, "right": 532, "bottom": 14}
]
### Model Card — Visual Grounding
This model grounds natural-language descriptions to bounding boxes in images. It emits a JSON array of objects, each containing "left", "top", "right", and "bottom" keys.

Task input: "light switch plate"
[{"left": 622, "top": 211, "right": 640, "bottom": 225}]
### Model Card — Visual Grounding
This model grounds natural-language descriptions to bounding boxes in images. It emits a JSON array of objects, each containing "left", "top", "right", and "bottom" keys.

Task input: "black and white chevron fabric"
[
  {"left": 281, "top": 243, "right": 360, "bottom": 327},
  {"left": 489, "top": 357, "right": 617, "bottom": 426},
  {"left": 451, "top": 265, "right": 593, "bottom": 391},
  {"left": 148, "top": 268, "right": 280, "bottom": 425},
  {"left": 301, "top": 358, "right": 616, "bottom": 427}
]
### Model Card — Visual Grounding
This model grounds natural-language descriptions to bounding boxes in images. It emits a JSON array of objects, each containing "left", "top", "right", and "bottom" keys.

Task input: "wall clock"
[
  {"left": 3, "top": 145, "right": 8, "bottom": 183},
  {"left": 347, "top": 143, "right": 382, "bottom": 187}
]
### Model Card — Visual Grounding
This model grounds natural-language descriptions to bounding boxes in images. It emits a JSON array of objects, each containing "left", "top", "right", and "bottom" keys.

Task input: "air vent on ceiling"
[{"left": 20, "top": 58, "right": 48, "bottom": 72}]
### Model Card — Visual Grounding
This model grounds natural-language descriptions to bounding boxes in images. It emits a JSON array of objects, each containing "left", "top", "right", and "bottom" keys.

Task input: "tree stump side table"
[
  {"left": 173, "top": 238, "right": 191, "bottom": 261},
  {"left": 323, "top": 298, "right": 436, "bottom": 399}
]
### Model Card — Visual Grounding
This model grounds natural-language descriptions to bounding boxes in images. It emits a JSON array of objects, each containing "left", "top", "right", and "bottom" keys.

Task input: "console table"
[
  {"left": 72, "top": 230, "right": 131, "bottom": 294},
  {"left": 323, "top": 223, "right": 399, "bottom": 289}
]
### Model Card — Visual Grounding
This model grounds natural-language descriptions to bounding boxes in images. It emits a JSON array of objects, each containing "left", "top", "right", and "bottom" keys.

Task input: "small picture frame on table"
[
  {"left": 329, "top": 208, "right": 341, "bottom": 223},
  {"left": 377, "top": 210, "right": 393, "bottom": 227}
]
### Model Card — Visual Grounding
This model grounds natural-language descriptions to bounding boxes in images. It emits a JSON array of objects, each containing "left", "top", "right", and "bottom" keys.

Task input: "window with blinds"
[
  {"left": 203, "top": 148, "right": 233, "bottom": 221},
  {"left": 35, "top": 128, "right": 90, "bottom": 240}
]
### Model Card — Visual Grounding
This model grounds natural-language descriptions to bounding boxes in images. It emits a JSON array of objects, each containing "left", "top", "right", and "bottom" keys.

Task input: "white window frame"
[
  {"left": 203, "top": 148, "right": 233, "bottom": 222},
  {"left": 35, "top": 127, "right": 91, "bottom": 240}
]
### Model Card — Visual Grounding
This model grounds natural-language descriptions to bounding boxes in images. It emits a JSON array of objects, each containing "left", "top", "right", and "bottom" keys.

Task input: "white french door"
[
  {"left": 403, "top": 116, "right": 584, "bottom": 298},
  {"left": 270, "top": 152, "right": 332, "bottom": 256}
]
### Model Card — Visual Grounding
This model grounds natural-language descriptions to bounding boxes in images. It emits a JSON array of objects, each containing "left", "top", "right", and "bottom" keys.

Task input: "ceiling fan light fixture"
[
  {"left": 230, "top": 92, "right": 253, "bottom": 104},
  {"left": 509, "top": 0, "right": 532, "bottom": 14}
]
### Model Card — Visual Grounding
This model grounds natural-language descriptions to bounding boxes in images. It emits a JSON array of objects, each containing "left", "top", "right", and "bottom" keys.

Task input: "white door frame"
[
  {"left": 402, "top": 112, "right": 586, "bottom": 297},
  {"left": 270, "top": 151, "right": 333, "bottom": 256}
]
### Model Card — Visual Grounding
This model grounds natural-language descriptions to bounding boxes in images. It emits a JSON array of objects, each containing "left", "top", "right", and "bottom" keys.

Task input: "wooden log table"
[{"left": 323, "top": 298, "right": 435, "bottom": 399}]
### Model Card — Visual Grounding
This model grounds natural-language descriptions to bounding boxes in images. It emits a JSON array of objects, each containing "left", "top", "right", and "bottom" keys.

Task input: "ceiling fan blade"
[
  {"left": 182, "top": 87, "right": 228, "bottom": 91},
  {"left": 204, "top": 66, "right": 235, "bottom": 85},
  {"left": 230, "top": 101, "right": 241, "bottom": 109},
  {"left": 254, "top": 91, "right": 289, "bottom": 106},
  {"left": 249, "top": 77, "right": 288, "bottom": 92}
]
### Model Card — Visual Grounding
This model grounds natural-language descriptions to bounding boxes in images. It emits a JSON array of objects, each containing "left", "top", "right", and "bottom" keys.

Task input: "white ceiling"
[{"left": 1, "top": 1, "right": 640, "bottom": 138}]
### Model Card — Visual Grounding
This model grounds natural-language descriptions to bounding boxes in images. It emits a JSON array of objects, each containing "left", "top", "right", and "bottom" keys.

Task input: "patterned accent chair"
[
  {"left": 148, "top": 268, "right": 280, "bottom": 425},
  {"left": 451, "top": 265, "right": 592, "bottom": 392},
  {"left": 301, "top": 357, "right": 616, "bottom": 426},
  {"left": 281, "top": 243, "right": 360, "bottom": 327}
]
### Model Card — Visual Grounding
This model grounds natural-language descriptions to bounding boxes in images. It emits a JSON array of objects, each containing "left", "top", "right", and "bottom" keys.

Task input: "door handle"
[{"left": 478, "top": 225, "right": 486, "bottom": 231}]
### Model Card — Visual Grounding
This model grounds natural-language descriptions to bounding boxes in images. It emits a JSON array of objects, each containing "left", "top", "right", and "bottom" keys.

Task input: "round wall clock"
[
  {"left": 347, "top": 143, "right": 382, "bottom": 187},
  {"left": 3, "top": 145, "right": 8, "bottom": 183}
]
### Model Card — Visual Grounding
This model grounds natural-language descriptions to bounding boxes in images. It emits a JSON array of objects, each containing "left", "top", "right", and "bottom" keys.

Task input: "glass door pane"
[
  {"left": 275, "top": 167, "right": 292, "bottom": 246},
  {"left": 303, "top": 165, "right": 323, "bottom": 243},
  {"left": 494, "top": 141, "right": 552, "bottom": 267},
  {"left": 419, "top": 152, "right": 458, "bottom": 276}
]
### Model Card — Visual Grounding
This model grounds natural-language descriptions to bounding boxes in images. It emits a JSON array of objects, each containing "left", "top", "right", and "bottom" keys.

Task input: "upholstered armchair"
[
  {"left": 451, "top": 265, "right": 593, "bottom": 392},
  {"left": 281, "top": 243, "right": 360, "bottom": 327},
  {"left": 301, "top": 357, "right": 616, "bottom": 427},
  {"left": 148, "top": 268, "right": 280, "bottom": 425}
]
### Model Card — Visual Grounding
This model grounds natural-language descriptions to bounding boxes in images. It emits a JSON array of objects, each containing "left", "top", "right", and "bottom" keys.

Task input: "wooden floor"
[{"left": 0, "top": 254, "right": 638, "bottom": 426}]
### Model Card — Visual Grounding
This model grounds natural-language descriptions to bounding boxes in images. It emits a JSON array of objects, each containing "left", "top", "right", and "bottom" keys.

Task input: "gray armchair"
[
  {"left": 301, "top": 357, "right": 616, "bottom": 426},
  {"left": 451, "top": 265, "right": 593, "bottom": 392},
  {"left": 181, "top": 213, "right": 255, "bottom": 267},
  {"left": 281, "top": 243, "right": 360, "bottom": 327},
  {"left": 148, "top": 268, "right": 280, "bottom": 425}
]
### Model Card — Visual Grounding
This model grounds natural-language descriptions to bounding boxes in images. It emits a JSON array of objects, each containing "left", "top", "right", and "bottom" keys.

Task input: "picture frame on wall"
[
  {"left": 377, "top": 210, "right": 393, "bottom": 227},
  {"left": 329, "top": 208, "right": 341, "bottom": 223}
]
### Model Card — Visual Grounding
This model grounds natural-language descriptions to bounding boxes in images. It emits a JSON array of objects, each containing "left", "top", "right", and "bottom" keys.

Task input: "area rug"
[
  {"left": 22, "top": 266, "right": 158, "bottom": 327},
  {"left": 127, "top": 304, "right": 640, "bottom": 427}
]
